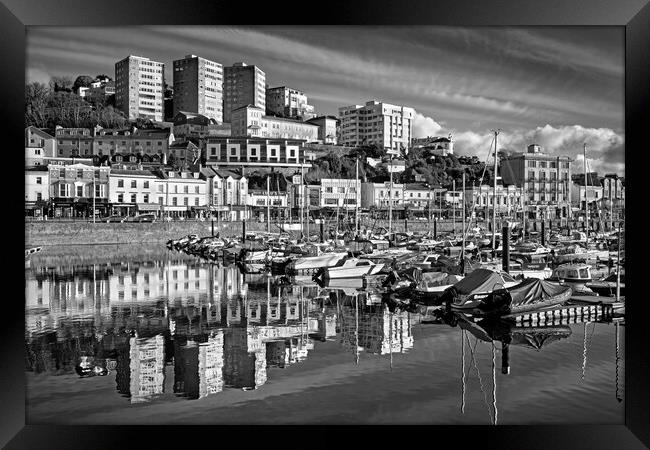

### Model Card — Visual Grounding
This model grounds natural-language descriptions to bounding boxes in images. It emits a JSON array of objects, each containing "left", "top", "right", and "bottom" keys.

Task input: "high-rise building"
[
  {"left": 265, "top": 86, "right": 315, "bottom": 120},
  {"left": 338, "top": 100, "right": 415, "bottom": 154},
  {"left": 223, "top": 62, "right": 265, "bottom": 123},
  {"left": 172, "top": 55, "right": 223, "bottom": 123},
  {"left": 115, "top": 55, "right": 165, "bottom": 122}
]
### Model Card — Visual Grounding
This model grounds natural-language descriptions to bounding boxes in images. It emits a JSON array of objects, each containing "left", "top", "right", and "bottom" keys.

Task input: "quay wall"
[{"left": 25, "top": 218, "right": 622, "bottom": 247}]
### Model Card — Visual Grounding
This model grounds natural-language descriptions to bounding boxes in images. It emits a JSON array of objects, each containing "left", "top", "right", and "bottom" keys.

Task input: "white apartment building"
[
  {"left": 361, "top": 181, "right": 404, "bottom": 208},
  {"left": 156, "top": 170, "right": 207, "bottom": 217},
  {"left": 231, "top": 105, "right": 319, "bottom": 142},
  {"left": 320, "top": 179, "right": 361, "bottom": 209},
  {"left": 108, "top": 169, "right": 160, "bottom": 215},
  {"left": 265, "top": 86, "right": 315, "bottom": 120},
  {"left": 173, "top": 54, "right": 223, "bottom": 123},
  {"left": 338, "top": 101, "right": 415, "bottom": 154},
  {"left": 115, "top": 55, "right": 165, "bottom": 122}
]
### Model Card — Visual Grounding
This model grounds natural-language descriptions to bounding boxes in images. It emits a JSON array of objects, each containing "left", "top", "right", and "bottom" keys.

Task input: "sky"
[{"left": 26, "top": 26, "right": 625, "bottom": 175}]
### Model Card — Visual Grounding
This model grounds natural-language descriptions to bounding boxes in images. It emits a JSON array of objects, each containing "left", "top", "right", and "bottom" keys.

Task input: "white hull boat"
[
  {"left": 321, "top": 258, "right": 384, "bottom": 279},
  {"left": 288, "top": 252, "right": 348, "bottom": 273}
]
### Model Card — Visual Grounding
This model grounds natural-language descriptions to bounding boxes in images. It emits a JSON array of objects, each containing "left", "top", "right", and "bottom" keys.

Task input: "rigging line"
[
  {"left": 463, "top": 134, "right": 496, "bottom": 240},
  {"left": 465, "top": 332, "right": 494, "bottom": 424}
]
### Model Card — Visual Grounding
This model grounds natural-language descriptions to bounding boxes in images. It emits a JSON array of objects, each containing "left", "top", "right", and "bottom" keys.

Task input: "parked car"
[
  {"left": 130, "top": 214, "right": 156, "bottom": 223},
  {"left": 104, "top": 215, "right": 126, "bottom": 223}
]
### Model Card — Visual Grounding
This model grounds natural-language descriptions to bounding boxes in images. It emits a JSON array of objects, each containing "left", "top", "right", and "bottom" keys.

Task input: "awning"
[
  {"left": 138, "top": 203, "right": 161, "bottom": 211},
  {"left": 191, "top": 206, "right": 207, "bottom": 210},
  {"left": 209, "top": 206, "right": 231, "bottom": 211}
]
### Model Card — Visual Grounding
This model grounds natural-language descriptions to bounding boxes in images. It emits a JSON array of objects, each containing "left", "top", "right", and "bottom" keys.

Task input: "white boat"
[
  {"left": 321, "top": 258, "right": 384, "bottom": 279},
  {"left": 547, "top": 263, "right": 595, "bottom": 295},
  {"left": 287, "top": 252, "right": 348, "bottom": 274},
  {"left": 279, "top": 223, "right": 303, "bottom": 232},
  {"left": 411, "top": 253, "right": 441, "bottom": 270}
]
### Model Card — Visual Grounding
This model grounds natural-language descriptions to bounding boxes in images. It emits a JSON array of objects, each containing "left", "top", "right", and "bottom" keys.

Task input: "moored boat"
[{"left": 316, "top": 258, "right": 384, "bottom": 280}]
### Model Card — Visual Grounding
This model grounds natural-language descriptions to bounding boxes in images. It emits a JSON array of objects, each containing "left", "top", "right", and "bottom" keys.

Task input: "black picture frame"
[{"left": 5, "top": 0, "right": 648, "bottom": 448}]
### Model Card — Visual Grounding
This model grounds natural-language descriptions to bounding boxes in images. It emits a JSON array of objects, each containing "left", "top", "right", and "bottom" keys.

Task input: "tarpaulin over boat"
[
  {"left": 452, "top": 269, "right": 508, "bottom": 295},
  {"left": 417, "top": 271, "right": 463, "bottom": 291},
  {"left": 507, "top": 278, "right": 572, "bottom": 308}
]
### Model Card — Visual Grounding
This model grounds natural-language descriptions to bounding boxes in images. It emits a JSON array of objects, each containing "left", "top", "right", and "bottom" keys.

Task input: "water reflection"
[
  {"left": 26, "top": 260, "right": 417, "bottom": 403},
  {"left": 25, "top": 255, "right": 623, "bottom": 417}
]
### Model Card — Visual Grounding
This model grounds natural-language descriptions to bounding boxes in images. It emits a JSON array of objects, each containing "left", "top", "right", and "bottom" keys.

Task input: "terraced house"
[{"left": 47, "top": 163, "right": 110, "bottom": 218}]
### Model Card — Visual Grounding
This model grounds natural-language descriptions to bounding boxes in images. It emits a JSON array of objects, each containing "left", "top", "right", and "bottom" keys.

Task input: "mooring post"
[
  {"left": 242, "top": 219, "right": 246, "bottom": 243},
  {"left": 541, "top": 221, "right": 546, "bottom": 246},
  {"left": 502, "top": 225, "right": 510, "bottom": 273},
  {"left": 502, "top": 341, "right": 510, "bottom": 374}
]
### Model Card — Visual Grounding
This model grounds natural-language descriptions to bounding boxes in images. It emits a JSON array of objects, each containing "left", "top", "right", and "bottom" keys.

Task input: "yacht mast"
[
  {"left": 355, "top": 157, "right": 360, "bottom": 238},
  {"left": 492, "top": 129, "right": 500, "bottom": 250},
  {"left": 389, "top": 155, "right": 393, "bottom": 235}
]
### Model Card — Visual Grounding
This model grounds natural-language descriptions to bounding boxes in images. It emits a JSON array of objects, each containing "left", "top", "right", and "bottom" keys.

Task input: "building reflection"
[
  {"left": 338, "top": 299, "right": 414, "bottom": 357},
  {"left": 25, "top": 260, "right": 334, "bottom": 402}
]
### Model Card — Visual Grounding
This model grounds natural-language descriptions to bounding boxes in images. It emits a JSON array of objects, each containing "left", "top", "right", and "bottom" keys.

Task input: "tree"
[
  {"left": 95, "top": 74, "right": 112, "bottom": 81},
  {"left": 25, "top": 82, "right": 50, "bottom": 127},
  {"left": 49, "top": 76, "right": 73, "bottom": 93},
  {"left": 72, "top": 75, "right": 94, "bottom": 92}
]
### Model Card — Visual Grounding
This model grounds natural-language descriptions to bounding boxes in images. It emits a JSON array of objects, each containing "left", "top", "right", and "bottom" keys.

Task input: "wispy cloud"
[{"left": 25, "top": 26, "right": 624, "bottom": 174}]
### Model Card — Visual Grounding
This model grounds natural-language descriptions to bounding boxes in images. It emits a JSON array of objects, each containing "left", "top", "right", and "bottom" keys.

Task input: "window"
[
  {"left": 158, "top": 185, "right": 163, "bottom": 193},
  {"left": 77, "top": 170, "right": 83, "bottom": 178},
  {"left": 184, "top": 185, "right": 189, "bottom": 194},
  {"left": 117, "top": 179, "right": 124, "bottom": 187},
  {"left": 131, "top": 180, "right": 137, "bottom": 188},
  {"left": 34, "top": 149, "right": 41, "bottom": 155},
  {"left": 174, "top": 185, "right": 178, "bottom": 193},
  {"left": 143, "top": 194, "right": 149, "bottom": 203},
  {"left": 36, "top": 177, "right": 42, "bottom": 185},
  {"left": 76, "top": 185, "right": 83, "bottom": 197},
  {"left": 325, "top": 187, "right": 333, "bottom": 193},
  {"left": 528, "top": 171, "right": 535, "bottom": 180},
  {"left": 172, "top": 197, "right": 177, "bottom": 206},
  {"left": 184, "top": 197, "right": 188, "bottom": 206},
  {"left": 194, "top": 197, "right": 199, "bottom": 206},
  {"left": 144, "top": 181, "right": 149, "bottom": 189},
  {"left": 130, "top": 193, "right": 136, "bottom": 204},
  {"left": 117, "top": 193, "right": 123, "bottom": 203},
  {"left": 36, "top": 192, "right": 42, "bottom": 201}
]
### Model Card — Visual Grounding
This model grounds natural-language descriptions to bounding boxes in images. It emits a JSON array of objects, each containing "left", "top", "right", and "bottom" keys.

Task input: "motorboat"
[
  {"left": 440, "top": 269, "right": 521, "bottom": 311},
  {"left": 316, "top": 258, "right": 384, "bottom": 280},
  {"left": 512, "top": 241, "right": 551, "bottom": 256},
  {"left": 585, "top": 272, "right": 625, "bottom": 297},
  {"left": 408, "top": 271, "right": 465, "bottom": 304},
  {"left": 410, "top": 253, "right": 442, "bottom": 270},
  {"left": 547, "top": 263, "right": 595, "bottom": 295},
  {"left": 475, "top": 277, "right": 573, "bottom": 316},
  {"left": 286, "top": 252, "right": 348, "bottom": 275}
]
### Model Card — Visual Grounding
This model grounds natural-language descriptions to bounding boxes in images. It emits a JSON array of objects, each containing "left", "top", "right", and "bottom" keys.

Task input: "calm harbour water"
[{"left": 24, "top": 245, "right": 624, "bottom": 425}]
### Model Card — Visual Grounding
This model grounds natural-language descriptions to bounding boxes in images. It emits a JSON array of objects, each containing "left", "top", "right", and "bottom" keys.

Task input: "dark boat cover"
[
  {"left": 452, "top": 269, "right": 509, "bottom": 295},
  {"left": 507, "top": 278, "right": 571, "bottom": 308}
]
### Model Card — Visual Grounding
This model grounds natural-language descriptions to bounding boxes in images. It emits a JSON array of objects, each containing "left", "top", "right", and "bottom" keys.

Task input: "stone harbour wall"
[{"left": 25, "top": 218, "right": 620, "bottom": 247}]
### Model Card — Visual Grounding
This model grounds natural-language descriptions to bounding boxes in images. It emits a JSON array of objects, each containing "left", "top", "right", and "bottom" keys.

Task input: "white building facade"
[
  {"left": 338, "top": 101, "right": 415, "bottom": 154},
  {"left": 115, "top": 55, "right": 165, "bottom": 122},
  {"left": 321, "top": 178, "right": 361, "bottom": 209}
]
